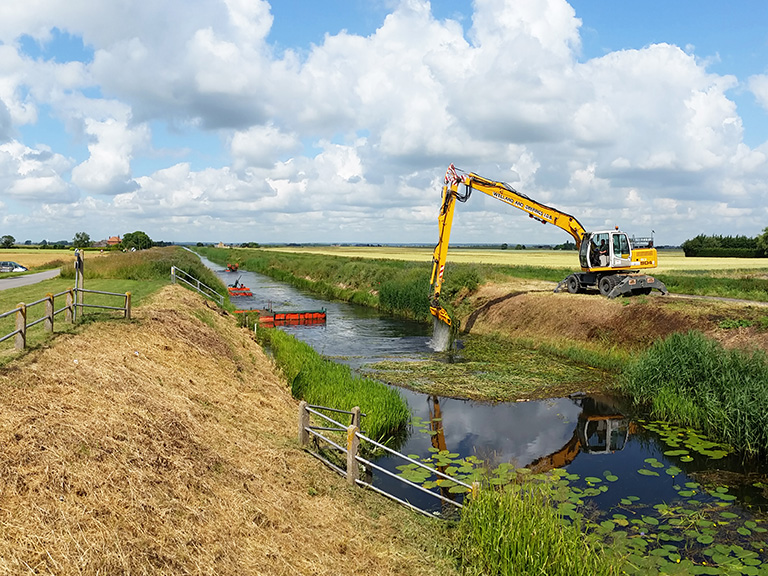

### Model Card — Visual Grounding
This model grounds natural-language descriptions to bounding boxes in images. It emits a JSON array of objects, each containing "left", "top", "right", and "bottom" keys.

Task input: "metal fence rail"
[
  {"left": 171, "top": 266, "right": 224, "bottom": 306},
  {"left": 298, "top": 401, "right": 476, "bottom": 518},
  {"left": 0, "top": 289, "right": 75, "bottom": 350},
  {"left": 76, "top": 288, "right": 132, "bottom": 315},
  {"left": 1, "top": 287, "right": 131, "bottom": 352}
]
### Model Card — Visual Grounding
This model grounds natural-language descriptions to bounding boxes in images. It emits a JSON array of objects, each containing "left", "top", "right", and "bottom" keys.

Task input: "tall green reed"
[
  {"left": 622, "top": 330, "right": 768, "bottom": 456},
  {"left": 455, "top": 485, "right": 618, "bottom": 576}
]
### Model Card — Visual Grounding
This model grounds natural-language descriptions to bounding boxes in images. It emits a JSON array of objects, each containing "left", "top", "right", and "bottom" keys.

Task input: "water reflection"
[{"left": 198, "top": 255, "right": 768, "bottom": 517}]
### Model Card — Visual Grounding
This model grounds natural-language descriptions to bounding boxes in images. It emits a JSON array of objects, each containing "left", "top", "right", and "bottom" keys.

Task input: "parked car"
[{"left": 0, "top": 261, "right": 28, "bottom": 272}]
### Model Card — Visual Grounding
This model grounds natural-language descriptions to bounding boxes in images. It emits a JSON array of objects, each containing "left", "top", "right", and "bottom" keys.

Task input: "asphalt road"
[{"left": 0, "top": 269, "right": 61, "bottom": 291}]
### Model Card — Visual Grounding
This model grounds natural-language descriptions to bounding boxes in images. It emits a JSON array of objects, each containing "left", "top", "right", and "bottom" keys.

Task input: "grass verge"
[
  {"left": 256, "top": 324, "right": 410, "bottom": 442},
  {"left": 1, "top": 247, "right": 229, "bottom": 366}
]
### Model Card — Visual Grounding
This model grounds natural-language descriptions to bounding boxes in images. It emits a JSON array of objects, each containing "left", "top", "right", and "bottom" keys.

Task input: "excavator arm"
[{"left": 429, "top": 164, "right": 587, "bottom": 326}]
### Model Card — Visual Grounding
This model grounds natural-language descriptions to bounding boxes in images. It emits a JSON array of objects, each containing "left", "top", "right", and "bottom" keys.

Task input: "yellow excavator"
[{"left": 429, "top": 164, "right": 667, "bottom": 326}]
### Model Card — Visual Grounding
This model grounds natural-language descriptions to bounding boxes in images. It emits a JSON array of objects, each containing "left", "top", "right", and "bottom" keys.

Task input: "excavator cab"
[{"left": 579, "top": 230, "right": 633, "bottom": 271}]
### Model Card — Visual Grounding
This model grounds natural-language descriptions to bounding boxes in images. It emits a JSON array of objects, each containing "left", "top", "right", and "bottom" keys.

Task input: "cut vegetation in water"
[{"left": 368, "top": 333, "right": 610, "bottom": 401}]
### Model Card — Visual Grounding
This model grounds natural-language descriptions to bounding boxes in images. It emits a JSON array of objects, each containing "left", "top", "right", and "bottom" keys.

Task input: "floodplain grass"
[
  {"left": 622, "top": 330, "right": 768, "bottom": 457},
  {"left": 0, "top": 248, "right": 75, "bottom": 271},
  {"left": 455, "top": 484, "right": 619, "bottom": 576},
  {"left": 255, "top": 324, "right": 410, "bottom": 442}
]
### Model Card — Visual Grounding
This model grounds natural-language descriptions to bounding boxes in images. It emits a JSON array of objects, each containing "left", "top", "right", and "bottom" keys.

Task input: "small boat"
[
  {"left": 226, "top": 263, "right": 239, "bottom": 272},
  {"left": 227, "top": 277, "right": 252, "bottom": 297},
  {"left": 228, "top": 287, "right": 253, "bottom": 297}
]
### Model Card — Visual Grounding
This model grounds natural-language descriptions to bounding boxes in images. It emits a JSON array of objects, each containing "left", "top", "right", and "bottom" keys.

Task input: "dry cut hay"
[
  {"left": 462, "top": 285, "right": 723, "bottom": 351},
  {"left": 0, "top": 285, "right": 454, "bottom": 576}
]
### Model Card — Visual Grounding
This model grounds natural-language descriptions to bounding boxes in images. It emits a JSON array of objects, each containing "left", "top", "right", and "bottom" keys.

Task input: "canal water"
[{"left": 202, "top": 256, "right": 768, "bottom": 560}]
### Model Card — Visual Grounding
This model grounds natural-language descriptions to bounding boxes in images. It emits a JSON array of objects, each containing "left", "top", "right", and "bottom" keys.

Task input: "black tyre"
[
  {"left": 566, "top": 275, "right": 580, "bottom": 294},
  {"left": 598, "top": 275, "right": 614, "bottom": 296}
]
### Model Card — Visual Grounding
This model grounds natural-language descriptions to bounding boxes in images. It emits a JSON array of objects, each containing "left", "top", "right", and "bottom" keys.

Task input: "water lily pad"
[{"left": 638, "top": 468, "right": 659, "bottom": 476}]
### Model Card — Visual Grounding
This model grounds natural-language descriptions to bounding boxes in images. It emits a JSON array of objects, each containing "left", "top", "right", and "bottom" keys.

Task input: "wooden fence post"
[
  {"left": 472, "top": 481, "right": 481, "bottom": 500},
  {"left": 346, "top": 424, "right": 360, "bottom": 485},
  {"left": 298, "top": 401, "right": 309, "bottom": 446},
  {"left": 15, "top": 304, "right": 26, "bottom": 351},
  {"left": 351, "top": 406, "right": 361, "bottom": 429},
  {"left": 125, "top": 292, "right": 132, "bottom": 319},
  {"left": 65, "top": 290, "right": 74, "bottom": 323},
  {"left": 171, "top": 266, "right": 176, "bottom": 284},
  {"left": 44, "top": 294, "right": 54, "bottom": 332}
]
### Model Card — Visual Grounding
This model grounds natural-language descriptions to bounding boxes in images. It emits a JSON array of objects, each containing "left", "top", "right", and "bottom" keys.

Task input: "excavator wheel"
[
  {"left": 566, "top": 275, "right": 580, "bottom": 294},
  {"left": 598, "top": 275, "right": 617, "bottom": 297}
]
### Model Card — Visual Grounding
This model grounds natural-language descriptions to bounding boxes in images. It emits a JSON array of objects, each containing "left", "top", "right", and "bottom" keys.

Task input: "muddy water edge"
[{"left": 204, "top": 256, "right": 768, "bottom": 570}]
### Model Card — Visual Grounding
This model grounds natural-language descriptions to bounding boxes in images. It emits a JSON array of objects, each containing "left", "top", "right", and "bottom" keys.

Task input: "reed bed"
[
  {"left": 622, "top": 330, "right": 768, "bottom": 456},
  {"left": 255, "top": 325, "right": 410, "bottom": 442},
  {"left": 454, "top": 485, "right": 618, "bottom": 576}
]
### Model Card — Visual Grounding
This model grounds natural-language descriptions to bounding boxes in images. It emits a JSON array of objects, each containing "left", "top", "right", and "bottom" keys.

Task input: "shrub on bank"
[
  {"left": 622, "top": 330, "right": 768, "bottom": 456},
  {"left": 256, "top": 325, "right": 410, "bottom": 442}
]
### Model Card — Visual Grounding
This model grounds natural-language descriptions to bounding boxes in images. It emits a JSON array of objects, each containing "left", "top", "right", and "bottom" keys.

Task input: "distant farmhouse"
[{"left": 93, "top": 236, "right": 121, "bottom": 249}]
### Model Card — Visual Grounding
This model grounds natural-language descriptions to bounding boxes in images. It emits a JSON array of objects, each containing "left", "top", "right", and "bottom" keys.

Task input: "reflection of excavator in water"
[
  {"left": 429, "top": 164, "right": 668, "bottom": 328},
  {"left": 426, "top": 394, "right": 635, "bottom": 479},
  {"left": 526, "top": 395, "right": 637, "bottom": 474}
]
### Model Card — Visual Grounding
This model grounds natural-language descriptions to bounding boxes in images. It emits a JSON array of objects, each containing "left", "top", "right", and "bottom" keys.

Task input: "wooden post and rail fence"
[
  {"left": 298, "top": 401, "right": 480, "bottom": 517},
  {"left": 1, "top": 250, "right": 132, "bottom": 352}
]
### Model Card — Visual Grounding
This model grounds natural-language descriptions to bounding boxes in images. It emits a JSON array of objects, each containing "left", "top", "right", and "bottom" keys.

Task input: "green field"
[{"left": 263, "top": 246, "right": 768, "bottom": 275}]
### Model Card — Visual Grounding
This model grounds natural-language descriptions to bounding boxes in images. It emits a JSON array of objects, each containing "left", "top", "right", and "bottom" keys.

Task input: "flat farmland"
[
  {"left": 263, "top": 246, "right": 768, "bottom": 274},
  {"left": 0, "top": 249, "right": 73, "bottom": 270}
]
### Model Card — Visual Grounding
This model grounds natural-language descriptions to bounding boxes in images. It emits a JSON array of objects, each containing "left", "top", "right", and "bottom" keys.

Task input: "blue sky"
[{"left": 0, "top": 0, "right": 767, "bottom": 245}]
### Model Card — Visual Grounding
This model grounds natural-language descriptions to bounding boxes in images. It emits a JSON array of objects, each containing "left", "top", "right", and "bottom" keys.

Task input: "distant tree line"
[
  {"left": 0, "top": 231, "right": 164, "bottom": 251},
  {"left": 682, "top": 228, "right": 768, "bottom": 257}
]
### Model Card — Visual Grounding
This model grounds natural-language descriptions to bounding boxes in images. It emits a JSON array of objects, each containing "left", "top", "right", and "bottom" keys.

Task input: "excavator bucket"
[{"left": 429, "top": 305, "right": 452, "bottom": 326}]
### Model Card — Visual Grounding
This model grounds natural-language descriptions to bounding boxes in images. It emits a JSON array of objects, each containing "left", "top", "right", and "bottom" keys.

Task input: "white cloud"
[
  {"left": 0, "top": 140, "right": 75, "bottom": 201},
  {"left": 748, "top": 74, "right": 768, "bottom": 112},
  {"left": 0, "top": 0, "right": 765, "bottom": 244}
]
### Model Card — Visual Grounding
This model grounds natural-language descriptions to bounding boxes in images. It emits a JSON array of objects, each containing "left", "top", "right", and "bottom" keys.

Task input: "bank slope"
[{"left": 0, "top": 285, "right": 454, "bottom": 576}]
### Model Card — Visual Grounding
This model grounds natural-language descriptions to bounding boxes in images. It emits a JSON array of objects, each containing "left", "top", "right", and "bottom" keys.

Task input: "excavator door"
[{"left": 611, "top": 232, "right": 631, "bottom": 268}]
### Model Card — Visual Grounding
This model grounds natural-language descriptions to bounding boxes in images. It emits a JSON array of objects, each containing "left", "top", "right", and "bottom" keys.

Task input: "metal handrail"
[
  {"left": 171, "top": 266, "right": 225, "bottom": 306},
  {"left": 300, "top": 403, "right": 473, "bottom": 517}
]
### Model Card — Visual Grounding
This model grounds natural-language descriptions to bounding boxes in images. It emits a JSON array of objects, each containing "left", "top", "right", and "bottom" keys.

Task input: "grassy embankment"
[
  {"left": 0, "top": 247, "right": 223, "bottom": 366},
  {"left": 256, "top": 325, "right": 410, "bottom": 442},
  {"left": 0, "top": 283, "right": 458, "bottom": 575}
]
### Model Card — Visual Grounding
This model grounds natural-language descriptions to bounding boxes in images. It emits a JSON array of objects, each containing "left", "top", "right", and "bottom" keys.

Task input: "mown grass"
[
  {"left": 622, "top": 330, "right": 768, "bottom": 456},
  {"left": 255, "top": 325, "right": 410, "bottom": 442},
  {"left": 454, "top": 485, "right": 619, "bottom": 576}
]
